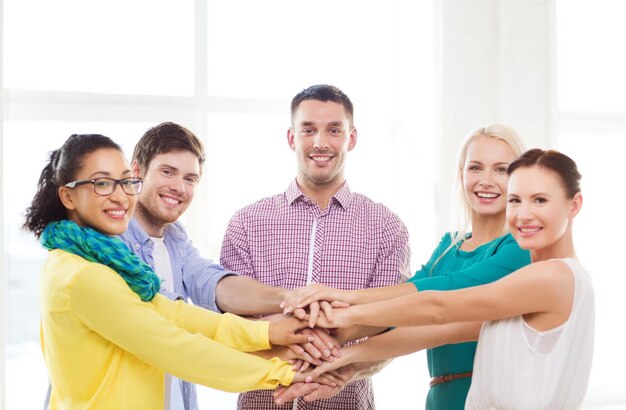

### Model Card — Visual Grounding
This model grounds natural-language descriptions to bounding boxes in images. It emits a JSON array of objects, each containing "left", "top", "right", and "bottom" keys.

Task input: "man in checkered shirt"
[{"left": 220, "top": 84, "right": 411, "bottom": 410}]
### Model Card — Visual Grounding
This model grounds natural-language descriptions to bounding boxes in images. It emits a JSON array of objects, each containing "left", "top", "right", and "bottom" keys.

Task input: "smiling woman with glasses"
[{"left": 22, "top": 133, "right": 320, "bottom": 409}]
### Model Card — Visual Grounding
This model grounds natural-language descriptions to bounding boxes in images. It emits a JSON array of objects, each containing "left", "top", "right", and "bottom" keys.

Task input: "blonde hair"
[{"left": 431, "top": 123, "right": 528, "bottom": 273}]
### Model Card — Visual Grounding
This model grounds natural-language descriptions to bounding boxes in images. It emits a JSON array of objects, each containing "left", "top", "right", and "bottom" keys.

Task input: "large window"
[
  {"left": 556, "top": 0, "right": 626, "bottom": 407},
  {"left": 7, "top": 1, "right": 622, "bottom": 409},
  {"left": 2, "top": 1, "right": 434, "bottom": 408}
]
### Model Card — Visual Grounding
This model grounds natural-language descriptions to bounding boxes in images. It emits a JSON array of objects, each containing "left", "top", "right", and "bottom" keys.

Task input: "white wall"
[
  {"left": 0, "top": 0, "right": 6, "bottom": 406},
  {"left": 435, "top": 0, "right": 554, "bottom": 232}
]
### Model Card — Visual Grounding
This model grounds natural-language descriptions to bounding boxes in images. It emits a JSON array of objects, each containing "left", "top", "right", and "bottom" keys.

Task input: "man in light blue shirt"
[{"left": 120, "top": 122, "right": 297, "bottom": 409}]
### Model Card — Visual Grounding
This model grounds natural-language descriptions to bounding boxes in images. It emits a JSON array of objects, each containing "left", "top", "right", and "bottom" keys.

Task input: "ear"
[
  {"left": 569, "top": 192, "right": 583, "bottom": 219},
  {"left": 287, "top": 128, "right": 296, "bottom": 152},
  {"left": 347, "top": 127, "right": 357, "bottom": 151},
  {"left": 58, "top": 186, "right": 77, "bottom": 211},
  {"left": 131, "top": 160, "right": 142, "bottom": 178}
]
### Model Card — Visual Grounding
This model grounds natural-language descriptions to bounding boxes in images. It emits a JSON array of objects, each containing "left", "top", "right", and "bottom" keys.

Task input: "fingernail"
[
  {"left": 280, "top": 302, "right": 285, "bottom": 308},
  {"left": 323, "top": 349, "right": 330, "bottom": 357},
  {"left": 308, "top": 336, "right": 314, "bottom": 342},
  {"left": 327, "top": 342, "right": 334, "bottom": 348},
  {"left": 305, "top": 376, "right": 312, "bottom": 383},
  {"left": 276, "top": 400, "right": 282, "bottom": 405}
]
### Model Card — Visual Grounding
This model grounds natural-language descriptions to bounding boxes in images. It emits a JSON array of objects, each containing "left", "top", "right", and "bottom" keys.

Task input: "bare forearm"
[
  {"left": 347, "top": 323, "right": 481, "bottom": 363},
  {"left": 301, "top": 323, "right": 480, "bottom": 386},
  {"left": 348, "top": 291, "right": 446, "bottom": 327},
  {"left": 349, "top": 283, "right": 416, "bottom": 305},
  {"left": 335, "top": 325, "right": 388, "bottom": 345},
  {"left": 216, "top": 275, "right": 288, "bottom": 315}
]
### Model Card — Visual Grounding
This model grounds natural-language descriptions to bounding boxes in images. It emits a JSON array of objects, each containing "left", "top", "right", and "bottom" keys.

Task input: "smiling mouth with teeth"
[
  {"left": 311, "top": 156, "right": 332, "bottom": 162},
  {"left": 161, "top": 195, "right": 181, "bottom": 205},
  {"left": 519, "top": 227, "right": 542, "bottom": 233},
  {"left": 475, "top": 192, "right": 500, "bottom": 199}
]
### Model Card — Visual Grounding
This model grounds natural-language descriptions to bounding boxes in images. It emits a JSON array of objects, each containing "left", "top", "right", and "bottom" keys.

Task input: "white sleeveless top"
[{"left": 465, "top": 258, "right": 595, "bottom": 410}]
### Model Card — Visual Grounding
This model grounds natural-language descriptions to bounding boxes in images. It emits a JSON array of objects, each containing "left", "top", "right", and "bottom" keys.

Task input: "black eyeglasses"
[{"left": 64, "top": 177, "right": 143, "bottom": 196}]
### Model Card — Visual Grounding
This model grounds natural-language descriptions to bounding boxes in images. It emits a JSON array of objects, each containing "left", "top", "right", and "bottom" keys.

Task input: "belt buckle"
[{"left": 442, "top": 374, "right": 453, "bottom": 383}]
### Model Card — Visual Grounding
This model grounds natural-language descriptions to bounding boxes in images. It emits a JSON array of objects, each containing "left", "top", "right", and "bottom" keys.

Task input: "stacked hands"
[{"left": 269, "top": 285, "right": 363, "bottom": 405}]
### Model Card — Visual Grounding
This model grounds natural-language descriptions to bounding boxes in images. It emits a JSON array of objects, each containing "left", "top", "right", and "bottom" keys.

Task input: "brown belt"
[{"left": 429, "top": 371, "right": 473, "bottom": 387}]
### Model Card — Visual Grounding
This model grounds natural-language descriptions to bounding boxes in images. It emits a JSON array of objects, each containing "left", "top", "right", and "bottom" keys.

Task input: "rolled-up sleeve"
[
  {"left": 372, "top": 212, "right": 412, "bottom": 287},
  {"left": 181, "top": 239, "right": 237, "bottom": 312}
]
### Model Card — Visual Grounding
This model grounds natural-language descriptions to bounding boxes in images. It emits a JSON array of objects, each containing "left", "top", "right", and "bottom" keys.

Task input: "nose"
[
  {"left": 168, "top": 176, "right": 186, "bottom": 193},
  {"left": 479, "top": 171, "right": 495, "bottom": 187},
  {"left": 514, "top": 202, "right": 534, "bottom": 221},
  {"left": 313, "top": 131, "right": 330, "bottom": 150},
  {"left": 108, "top": 181, "right": 128, "bottom": 202}
]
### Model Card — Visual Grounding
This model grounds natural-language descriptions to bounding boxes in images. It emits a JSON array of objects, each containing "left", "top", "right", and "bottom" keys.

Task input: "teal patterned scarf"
[{"left": 40, "top": 220, "right": 161, "bottom": 301}]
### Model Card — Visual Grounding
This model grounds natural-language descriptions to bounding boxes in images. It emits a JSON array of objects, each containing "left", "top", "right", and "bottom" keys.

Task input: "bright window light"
[
  {"left": 3, "top": 0, "right": 194, "bottom": 96},
  {"left": 557, "top": 0, "right": 626, "bottom": 406},
  {"left": 3, "top": 0, "right": 434, "bottom": 408},
  {"left": 556, "top": 0, "right": 626, "bottom": 112}
]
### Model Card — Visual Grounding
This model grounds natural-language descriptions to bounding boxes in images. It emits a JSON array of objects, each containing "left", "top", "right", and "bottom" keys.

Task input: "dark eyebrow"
[
  {"left": 159, "top": 163, "right": 179, "bottom": 171},
  {"left": 299, "top": 121, "right": 346, "bottom": 127},
  {"left": 87, "top": 170, "right": 131, "bottom": 179}
]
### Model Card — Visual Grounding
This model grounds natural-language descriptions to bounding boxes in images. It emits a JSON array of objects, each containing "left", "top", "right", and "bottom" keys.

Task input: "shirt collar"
[
  {"left": 285, "top": 179, "right": 353, "bottom": 209},
  {"left": 126, "top": 217, "right": 186, "bottom": 244},
  {"left": 125, "top": 217, "right": 151, "bottom": 245},
  {"left": 286, "top": 179, "right": 304, "bottom": 205}
]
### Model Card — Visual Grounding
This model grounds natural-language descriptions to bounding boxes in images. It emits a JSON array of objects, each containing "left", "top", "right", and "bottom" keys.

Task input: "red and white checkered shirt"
[{"left": 220, "top": 180, "right": 411, "bottom": 410}]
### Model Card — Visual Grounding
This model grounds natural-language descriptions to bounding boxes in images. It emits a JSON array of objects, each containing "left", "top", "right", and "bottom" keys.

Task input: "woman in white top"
[{"left": 300, "top": 148, "right": 595, "bottom": 410}]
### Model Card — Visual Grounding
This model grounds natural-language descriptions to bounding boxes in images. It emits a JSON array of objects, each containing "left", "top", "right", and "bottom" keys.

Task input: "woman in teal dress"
[
  {"left": 278, "top": 123, "right": 531, "bottom": 409},
  {"left": 410, "top": 232, "right": 528, "bottom": 408}
]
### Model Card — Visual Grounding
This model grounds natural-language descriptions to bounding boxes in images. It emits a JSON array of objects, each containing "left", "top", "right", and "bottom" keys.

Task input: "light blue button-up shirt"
[{"left": 119, "top": 217, "right": 236, "bottom": 410}]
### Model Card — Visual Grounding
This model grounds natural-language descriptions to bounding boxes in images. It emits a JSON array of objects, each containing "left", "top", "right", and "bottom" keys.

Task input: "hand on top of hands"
[
  {"left": 281, "top": 285, "right": 351, "bottom": 327},
  {"left": 302, "top": 306, "right": 353, "bottom": 330},
  {"left": 266, "top": 314, "right": 343, "bottom": 370}
]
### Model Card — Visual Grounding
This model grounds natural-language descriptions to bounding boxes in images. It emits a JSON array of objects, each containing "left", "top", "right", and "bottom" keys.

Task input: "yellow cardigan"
[{"left": 40, "top": 249, "right": 294, "bottom": 409}]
